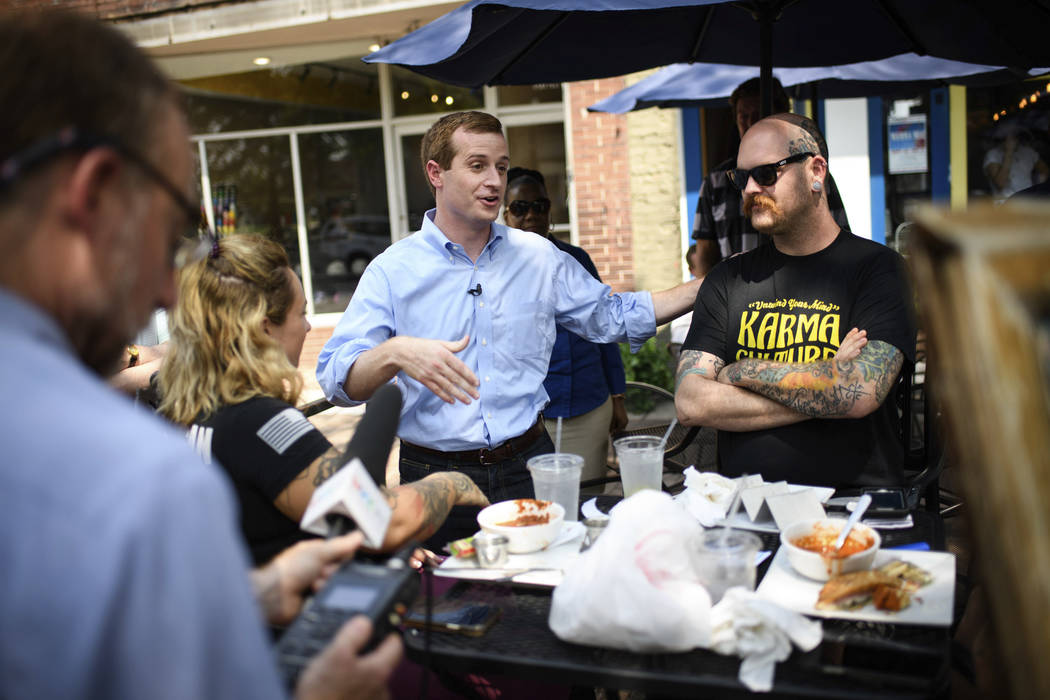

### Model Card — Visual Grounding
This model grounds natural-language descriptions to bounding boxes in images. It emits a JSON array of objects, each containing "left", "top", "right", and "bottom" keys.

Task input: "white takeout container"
[
  {"left": 780, "top": 517, "right": 881, "bottom": 581},
  {"left": 477, "top": 499, "right": 565, "bottom": 554}
]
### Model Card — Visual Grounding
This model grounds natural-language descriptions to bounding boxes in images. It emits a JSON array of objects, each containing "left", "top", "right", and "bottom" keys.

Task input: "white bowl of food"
[
  {"left": 476, "top": 499, "right": 565, "bottom": 554},
  {"left": 780, "top": 517, "right": 881, "bottom": 581}
]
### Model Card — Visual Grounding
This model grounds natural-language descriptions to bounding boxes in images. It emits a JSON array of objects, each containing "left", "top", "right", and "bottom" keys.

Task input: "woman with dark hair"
[
  {"left": 503, "top": 168, "right": 628, "bottom": 487},
  {"left": 159, "top": 234, "right": 487, "bottom": 564}
]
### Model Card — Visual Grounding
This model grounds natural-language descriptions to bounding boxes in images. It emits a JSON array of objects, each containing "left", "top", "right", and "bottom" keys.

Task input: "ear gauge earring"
[{"left": 812, "top": 181, "right": 823, "bottom": 192}]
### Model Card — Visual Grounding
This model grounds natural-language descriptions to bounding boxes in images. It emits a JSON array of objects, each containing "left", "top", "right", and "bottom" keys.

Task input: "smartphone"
[
  {"left": 860, "top": 487, "right": 911, "bottom": 518},
  {"left": 403, "top": 590, "right": 501, "bottom": 637}
]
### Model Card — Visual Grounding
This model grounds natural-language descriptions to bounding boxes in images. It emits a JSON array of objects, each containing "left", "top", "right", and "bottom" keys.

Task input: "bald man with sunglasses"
[{"left": 675, "top": 114, "right": 916, "bottom": 489}]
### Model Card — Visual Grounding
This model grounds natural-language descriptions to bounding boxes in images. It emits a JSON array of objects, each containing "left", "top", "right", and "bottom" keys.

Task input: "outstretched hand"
[{"left": 396, "top": 334, "right": 479, "bottom": 404}]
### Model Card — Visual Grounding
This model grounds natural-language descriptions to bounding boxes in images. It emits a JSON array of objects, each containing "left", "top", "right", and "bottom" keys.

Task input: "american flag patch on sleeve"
[{"left": 256, "top": 408, "right": 314, "bottom": 455}]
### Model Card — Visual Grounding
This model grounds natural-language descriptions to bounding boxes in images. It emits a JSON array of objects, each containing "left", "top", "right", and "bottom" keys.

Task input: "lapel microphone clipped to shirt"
[{"left": 467, "top": 284, "right": 482, "bottom": 296}]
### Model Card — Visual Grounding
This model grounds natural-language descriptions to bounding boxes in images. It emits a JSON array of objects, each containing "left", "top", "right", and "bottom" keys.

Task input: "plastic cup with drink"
[
  {"left": 696, "top": 527, "right": 762, "bottom": 604},
  {"left": 613, "top": 435, "right": 664, "bottom": 498},
  {"left": 527, "top": 453, "right": 583, "bottom": 522}
]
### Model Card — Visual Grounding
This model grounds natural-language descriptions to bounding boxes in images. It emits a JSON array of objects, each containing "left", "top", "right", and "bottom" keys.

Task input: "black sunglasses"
[
  {"left": 507, "top": 197, "right": 551, "bottom": 217},
  {"left": 1, "top": 126, "right": 212, "bottom": 268},
  {"left": 727, "top": 152, "right": 815, "bottom": 190}
]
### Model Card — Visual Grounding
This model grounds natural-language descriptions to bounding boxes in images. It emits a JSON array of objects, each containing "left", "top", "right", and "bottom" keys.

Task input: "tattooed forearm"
[
  {"left": 722, "top": 340, "right": 902, "bottom": 418},
  {"left": 675, "top": 350, "right": 725, "bottom": 389},
  {"left": 311, "top": 448, "right": 347, "bottom": 487},
  {"left": 391, "top": 472, "right": 487, "bottom": 541}
]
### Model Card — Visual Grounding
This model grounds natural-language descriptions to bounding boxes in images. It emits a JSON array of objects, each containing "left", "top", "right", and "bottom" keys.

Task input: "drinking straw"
[
  {"left": 555, "top": 416, "right": 563, "bottom": 454},
  {"left": 658, "top": 417, "right": 678, "bottom": 449}
]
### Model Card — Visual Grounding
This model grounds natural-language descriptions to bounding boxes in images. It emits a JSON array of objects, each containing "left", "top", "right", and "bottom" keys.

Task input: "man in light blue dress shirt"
[
  {"left": 0, "top": 11, "right": 399, "bottom": 698},
  {"left": 318, "top": 111, "right": 701, "bottom": 546}
]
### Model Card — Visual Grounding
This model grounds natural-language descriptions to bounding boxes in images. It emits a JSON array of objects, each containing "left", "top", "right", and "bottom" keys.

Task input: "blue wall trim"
[
  {"left": 930, "top": 87, "right": 950, "bottom": 202},
  {"left": 815, "top": 99, "right": 826, "bottom": 135},
  {"left": 867, "top": 97, "right": 885, "bottom": 244},
  {"left": 681, "top": 107, "right": 702, "bottom": 249}
]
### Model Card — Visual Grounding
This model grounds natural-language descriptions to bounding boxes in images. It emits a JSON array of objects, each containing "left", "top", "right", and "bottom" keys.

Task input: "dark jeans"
[{"left": 399, "top": 430, "right": 555, "bottom": 551}]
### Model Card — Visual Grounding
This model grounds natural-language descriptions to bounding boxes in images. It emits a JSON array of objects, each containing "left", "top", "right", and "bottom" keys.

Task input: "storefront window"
[
  {"left": 391, "top": 65, "right": 483, "bottom": 117},
  {"left": 203, "top": 136, "right": 299, "bottom": 265},
  {"left": 181, "top": 60, "right": 381, "bottom": 133},
  {"left": 505, "top": 122, "right": 569, "bottom": 230},
  {"left": 497, "top": 84, "right": 562, "bottom": 106},
  {"left": 299, "top": 129, "right": 391, "bottom": 314}
]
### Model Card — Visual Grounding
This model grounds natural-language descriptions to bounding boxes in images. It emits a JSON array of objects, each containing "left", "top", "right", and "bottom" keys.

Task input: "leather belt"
[{"left": 401, "top": 417, "right": 546, "bottom": 466}]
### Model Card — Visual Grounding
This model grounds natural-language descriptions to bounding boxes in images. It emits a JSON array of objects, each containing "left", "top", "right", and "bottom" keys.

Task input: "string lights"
[{"left": 991, "top": 76, "right": 1050, "bottom": 121}]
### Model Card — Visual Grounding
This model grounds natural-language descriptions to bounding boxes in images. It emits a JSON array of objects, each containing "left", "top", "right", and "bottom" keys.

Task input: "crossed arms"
[{"left": 674, "top": 328, "right": 904, "bottom": 432}]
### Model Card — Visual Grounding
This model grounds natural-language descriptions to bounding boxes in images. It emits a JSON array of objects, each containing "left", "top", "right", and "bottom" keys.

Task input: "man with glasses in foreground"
[
  {"left": 675, "top": 114, "right": 916, "bottom": 488},
  {"left": 0, "top": 11, "right": 398, "bottom": 699}
]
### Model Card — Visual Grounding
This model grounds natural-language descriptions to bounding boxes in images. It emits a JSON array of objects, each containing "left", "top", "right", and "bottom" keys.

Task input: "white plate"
[
  {"left": 755, "top": 547, "right": 956, "bottom": 627},
  {"left": 717, "top": 485, "right": 835, "bottom": 533},
  {"left": 434, "top": 521, "right": 585, "bottom": 587}
]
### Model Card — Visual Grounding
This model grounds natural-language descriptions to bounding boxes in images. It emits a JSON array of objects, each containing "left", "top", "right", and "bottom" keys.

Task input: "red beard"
[{"left": 743, "top": 194, "right": 782, "bottom": 221}]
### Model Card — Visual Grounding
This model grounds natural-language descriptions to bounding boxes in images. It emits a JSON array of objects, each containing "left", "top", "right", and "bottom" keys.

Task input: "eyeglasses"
[
  {"left": 727, "top": 152, "right": 815, "bottom": 190},
  {"left": 1, "top": 126, "right": 211, "bottom": 268},
  {"left": 507, "top": 197, "right": 551, "bottom": 217}
]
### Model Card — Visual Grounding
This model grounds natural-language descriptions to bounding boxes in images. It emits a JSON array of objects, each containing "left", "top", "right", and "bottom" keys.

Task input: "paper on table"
[
  {"left": 675, "top": 468, "right": 737, "bottom": 526},
  {"left": 718, "top": 485, "right": 835, "bottom": 533},
  {"left": 765, "top": 490, "right": 827, "bottom": 530},
  {"left": 435, "top": 521, "right": 586, "bottom": 586},
  {"left": 580, "top": 497, "right": 605, "bottom": 521},
  {"left": 741, "top": 481, "right": 790, "bottom": 521}
]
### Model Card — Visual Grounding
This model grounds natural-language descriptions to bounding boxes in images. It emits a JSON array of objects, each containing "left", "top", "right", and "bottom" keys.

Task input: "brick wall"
[
  {"left": 626, "top": 72, "right": 686, "bottom": 294},
  {"left": 567, "top": 78, "right": 634, "bottom": 293},
  {"left": 567, "top": 76, "right": 684, "bottom": 298}
]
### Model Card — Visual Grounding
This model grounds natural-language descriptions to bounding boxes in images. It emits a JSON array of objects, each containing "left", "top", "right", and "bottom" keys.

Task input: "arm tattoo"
[
  {"left": 311, "top": 448, "right": 348, "bottom": 487},
  {"left": 398, "top": 472, "right": 480, "bottom": 541},
  {"left": 675, "top": 350, "right": 725, "bottom": 389},
  {"left": 724, "top": 340, "right": 902, "bottom": 418}
]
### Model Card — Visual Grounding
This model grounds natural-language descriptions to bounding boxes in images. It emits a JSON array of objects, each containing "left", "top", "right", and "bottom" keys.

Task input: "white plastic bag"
[{"left": 548, "top": 490, "right": 712, "bottom": 652}]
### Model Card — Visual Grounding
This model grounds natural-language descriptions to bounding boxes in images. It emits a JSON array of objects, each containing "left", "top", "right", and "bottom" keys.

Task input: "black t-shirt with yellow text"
[{"left": 684, "top": 230, "right": 916, "bottom": 487}]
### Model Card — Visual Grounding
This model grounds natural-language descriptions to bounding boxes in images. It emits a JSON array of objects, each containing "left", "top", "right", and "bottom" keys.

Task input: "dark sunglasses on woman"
[{"left": 507, "top": 197, "right": 551, "bottom": 217}]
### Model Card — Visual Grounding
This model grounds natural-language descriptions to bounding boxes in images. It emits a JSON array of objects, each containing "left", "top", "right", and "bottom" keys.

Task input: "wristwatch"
[{"left": 126, "top": 344, "right": 140, "bottom": 369}]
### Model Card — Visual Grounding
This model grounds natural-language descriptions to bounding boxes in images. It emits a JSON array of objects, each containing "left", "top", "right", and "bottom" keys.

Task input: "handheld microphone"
[
  {"left": 344, "top": 383, "right": 403, "bottom": 486},
  {"left": 300, "top": 384, "right": 403, "bottom": 545},
  {"left": 467, "top": 283, "right": 482, "bottom": 296}
]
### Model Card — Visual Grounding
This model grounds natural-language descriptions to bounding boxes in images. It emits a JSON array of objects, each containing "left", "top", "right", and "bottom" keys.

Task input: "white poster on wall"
[{"left": 887, "top": 115, "right": 928, "bottom": 174}]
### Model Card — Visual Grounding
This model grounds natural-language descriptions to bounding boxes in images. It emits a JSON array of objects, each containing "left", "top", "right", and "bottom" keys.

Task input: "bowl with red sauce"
[
  {"left": 477, "top": 499, "right": 566, "bottom": 554},
  {"left": 780, "top": 518, "right": 881, "bottom": 581}
]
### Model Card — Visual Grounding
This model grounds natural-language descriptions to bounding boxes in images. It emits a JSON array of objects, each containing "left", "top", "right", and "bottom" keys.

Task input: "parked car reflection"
[{"left": 311, "top": 214, "right": 391, "bottom": 278}]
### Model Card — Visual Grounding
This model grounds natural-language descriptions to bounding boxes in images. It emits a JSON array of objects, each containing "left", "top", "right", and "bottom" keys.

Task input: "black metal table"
[{"left": 405, "top": 510, "right": 951, "bottom": 699}]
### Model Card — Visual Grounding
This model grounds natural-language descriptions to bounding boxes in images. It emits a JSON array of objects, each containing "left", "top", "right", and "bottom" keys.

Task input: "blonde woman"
[{"left": 159, "top": 234, "right": 487, "bottom": 564}]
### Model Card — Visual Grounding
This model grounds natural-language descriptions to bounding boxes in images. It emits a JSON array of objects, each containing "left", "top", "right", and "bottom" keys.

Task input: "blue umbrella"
[
  {"left": 365, "top": 0, "right": 1050, "bottom": 113},
  {"left": 588, "top": 54, "right": 1043, "bottom": 113}
]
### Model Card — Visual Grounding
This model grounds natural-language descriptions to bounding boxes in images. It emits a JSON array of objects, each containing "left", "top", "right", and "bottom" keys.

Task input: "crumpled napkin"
[
  {"left": 675, "top": 467, "right": 738, "bottom": 526},
  {"left": 710, "top": 587, "right": 823, "bottom": 692}
]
